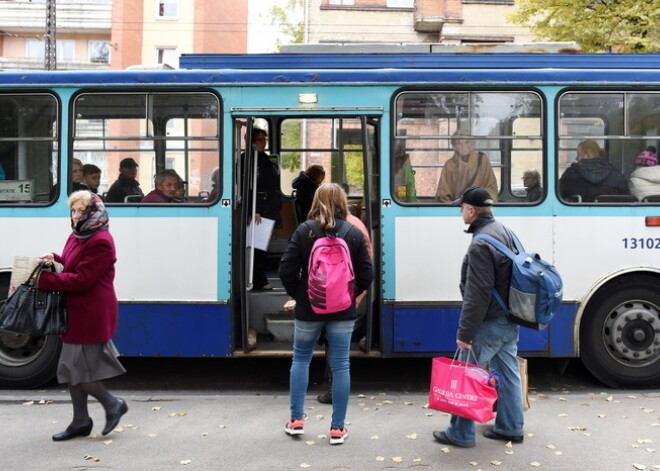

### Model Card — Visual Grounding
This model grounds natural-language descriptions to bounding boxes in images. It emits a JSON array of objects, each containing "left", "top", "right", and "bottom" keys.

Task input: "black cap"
[
  {"left": 452, "top": 186, "right": 494, "bottom": 207},
  {"left": 120, "top": 158, "right": 138, "bottom": 169}
]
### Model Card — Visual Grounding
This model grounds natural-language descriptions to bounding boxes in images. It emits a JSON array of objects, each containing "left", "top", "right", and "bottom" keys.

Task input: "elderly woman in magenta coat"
[{"left": 38, "top": 190, "right": 128, "bottom": 441}]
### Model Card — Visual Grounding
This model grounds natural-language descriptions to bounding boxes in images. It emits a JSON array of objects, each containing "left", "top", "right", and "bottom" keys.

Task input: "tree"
[
  {"left": 508, "top": 0, "right": 660, "bottom": 53},
  {"left": 269, "top": 0, "right": 304, "bottom": 51}
]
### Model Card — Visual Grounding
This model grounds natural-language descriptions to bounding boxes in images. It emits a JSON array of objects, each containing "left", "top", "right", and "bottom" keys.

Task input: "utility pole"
[{"left": 45, "top": 0, "right": 56, "bottom": 70}]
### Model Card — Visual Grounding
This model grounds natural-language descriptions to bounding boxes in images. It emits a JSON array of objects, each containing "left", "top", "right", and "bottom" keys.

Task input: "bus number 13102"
[{"left": 622, "top": 238, "right": 660, "bottom": 249}]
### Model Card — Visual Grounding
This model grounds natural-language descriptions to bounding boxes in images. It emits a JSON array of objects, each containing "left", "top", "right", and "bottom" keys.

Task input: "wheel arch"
[{"left": 573, "top": 267, "right": 660, "bottom": 356}]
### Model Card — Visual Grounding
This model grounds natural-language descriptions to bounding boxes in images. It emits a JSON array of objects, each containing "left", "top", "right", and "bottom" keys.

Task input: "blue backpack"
[{"left": 475, "top": 231, "right": 563, "bottom": 330}]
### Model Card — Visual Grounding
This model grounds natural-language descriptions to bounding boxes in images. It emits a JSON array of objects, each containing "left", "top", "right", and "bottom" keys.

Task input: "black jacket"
[
  {"left": 105, "top": 175, "right": 144, "bottom": 203},
  {"left": 279, "top": 218, "right": 374, "bottom": 322},
  {"left": 559, "top": 158, "right": 629, "bottom": 202},
  {"left": 458, "top": 215, "right": 515, "bottom": 344},
  {"left": 292, "top": 171, "right": 318, "bottom": 220}
]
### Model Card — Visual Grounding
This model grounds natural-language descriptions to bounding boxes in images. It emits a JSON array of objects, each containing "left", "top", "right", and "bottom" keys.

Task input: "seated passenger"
[
  {"left": 559, "top": 140, "right": 629, "bottom": 202},
  {"left": 629, "top": 146, "right": 660, "bottom": 201},
  {"left": 292, "top": 164, "right": 325, "bottom": 220},
  {"left": 71, "top": 158, "right": 87, "bottom": 193},
  {"left": 142, "top": 169, "right": 181, "bottom": 203},
  {"left": 206, "top": 167, "right": 220, "bottom": 201},
  {"left": 522, "top": 169, "right": 542, "bottom": 202},
  {"left": 173, "top": 178, "right": 188, "bottom": 203},
  {"left": 394, "top": 146, "right": 417, "bottom": 202},
  {"left": 81, "top": 164, "right": 102, "bottom": 195},
  {"left": 105, "top": 158, "right": 144, "bottom": 203},
  {"left": 435, "top": 129, "right": 498, "bottom": 202}
]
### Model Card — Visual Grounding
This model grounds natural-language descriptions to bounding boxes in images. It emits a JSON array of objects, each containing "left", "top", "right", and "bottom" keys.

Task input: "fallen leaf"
[
  {"left": 558, "top": 413, "right": 568, "bottom": 418},
  {"left": 554, "top": 451, "right": 563, "bottom": 456},
  {"left": 314, "top": 414, "right": 324, "bottom": 420},
  {"left": 370, "top": 435, "right": 380, "bottom": 440},
  {"left": 426, "top": 413, "right": 434, "bottom": 417},
  {"left": 22, "top": 401, "right": 34, "bottom": 406},
  {"left": 317, "top": 434, "right": 327, "bottom": 439},
  {"left": 490, "top": 460, "right": 503, "bottom": 466},
  {"left": 639, "top": 439, "right": 654, "bottom": 444},
  {"left": 632, "top": 464, "right": 646, "bottom": 470},
  {"left": 147, "top": 433, "right": 157, "bottom": 438},
  {"left": 505, "top": 450, "right": 513, "bottom": 455},
  {"left": 180, "top": 459, "right": 192, "bottom": 465},
  {"left": 647, "top": 448, "right": 656, "bottom": 453},
  {"left": 413, "top": 458, "right": 422, "bottom": 462},
  {"left": 469, "top": 462, "right": 478, "bottom": 466},
  {"left": 376, "top": 456, "right": 385, "bottom": 462},
  {"left": 530, "top": 462, "right": 541, "bottom": 467},
  {"left": 218, "top": 425, "right": 226, "bottom": 429},
  {"left": 546, "top": 444, "right": 556, "bottom": 449},
  {"left": 299, "top": 464, "right": 311, "bottom": 468},
  {"left": 406, "top": 433, "right": 418, "bottom": 440},
  {"left": 606, "top": 396, "right": 613, "bottom": 402},
  {"left": 382, "top": 400, "right": 393, "bottom": 404},
  {"left": 305, "top": 441, "right": 315, "bottom": 446},
  {"left": 440, "top": 447, "right": 450, "bottom": 454},
  {"left": 357, "top": 394, "right": 366, "bottom": 398},
  {"left": 200, "top": 433, "right": 208, "bottom": 437},
  {"left": 558, "top": 397, "right": 567, "bottom": 401},
  {"left": 151, "top": 406, "right": 161, "bottom": 411},
  {"left": 505, "top": 441, "right": 513, "bottom": 448},
  {"left": 597, "top": 414, "right": 606, "bottom": 418},
  {"left": 392, "top": 457, "right": 403, "bottom": 462},
  {"left": 404, "top": 401, "right": 414, "bottom": 406},
  {"left": 103, "top": 440, "right": 112, "bottom": 445}
]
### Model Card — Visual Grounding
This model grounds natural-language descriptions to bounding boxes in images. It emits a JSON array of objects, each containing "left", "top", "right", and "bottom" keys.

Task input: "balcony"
[{"left": 0, "top": 0, "right": 111, "bottom": 34}]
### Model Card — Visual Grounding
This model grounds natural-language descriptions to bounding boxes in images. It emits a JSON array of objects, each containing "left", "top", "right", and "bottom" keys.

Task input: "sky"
[{"left": 247, "top": 0, "right": 295, "bottom": 53}]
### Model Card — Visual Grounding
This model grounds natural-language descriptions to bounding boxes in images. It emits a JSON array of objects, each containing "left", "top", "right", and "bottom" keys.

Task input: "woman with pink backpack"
[{"left": 278, "top": 183, "right": 373, "bottom": 445}]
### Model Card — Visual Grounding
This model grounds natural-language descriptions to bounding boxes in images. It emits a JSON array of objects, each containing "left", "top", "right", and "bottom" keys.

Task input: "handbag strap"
[{"left": 26, "top": 260, "right": 47, "bottom": 286}]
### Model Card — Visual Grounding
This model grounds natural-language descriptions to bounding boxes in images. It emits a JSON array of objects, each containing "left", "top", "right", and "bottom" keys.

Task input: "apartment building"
[
  {"left": 0, "top": 0, "right": 247, "bottom": 71},
  {"left": 306, "top": 0, "right": 535, "bottom": 45}
]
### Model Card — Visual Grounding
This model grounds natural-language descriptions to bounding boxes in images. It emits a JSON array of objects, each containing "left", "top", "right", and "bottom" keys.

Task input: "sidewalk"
[{"left": 2, "top": 388, "right": 659, "bottom": 471}]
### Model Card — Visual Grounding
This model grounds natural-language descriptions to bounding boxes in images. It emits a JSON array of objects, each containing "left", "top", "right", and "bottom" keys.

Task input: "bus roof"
[{"left": 179, "top": 52, "right": 660, "bottom": 71}]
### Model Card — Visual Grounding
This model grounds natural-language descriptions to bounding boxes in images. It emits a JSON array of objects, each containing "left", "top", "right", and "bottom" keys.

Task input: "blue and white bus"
[{"left": 1, "top": 52, "right": 659, "bottom": 389}]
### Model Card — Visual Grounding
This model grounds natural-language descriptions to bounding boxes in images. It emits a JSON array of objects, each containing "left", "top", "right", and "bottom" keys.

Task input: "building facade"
[{"left": 0, "top": 0, "right": 247, "bottom": 71}]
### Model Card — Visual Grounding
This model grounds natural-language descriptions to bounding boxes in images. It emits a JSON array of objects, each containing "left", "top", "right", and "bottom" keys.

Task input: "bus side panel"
[
  {"left": 114, "top": 303, "right": 232, "bottom": 357},
  {"left": 386, "top": 303, "right": 576, "bottom": 356}
]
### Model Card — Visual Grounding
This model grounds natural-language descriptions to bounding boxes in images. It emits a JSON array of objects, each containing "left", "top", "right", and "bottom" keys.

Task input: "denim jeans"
[
  {"left": 290, "top": 319, "right": 354, "bottom": 430},
  {"left": 445, "top": 317, "right": 524, "bottom": 447}
]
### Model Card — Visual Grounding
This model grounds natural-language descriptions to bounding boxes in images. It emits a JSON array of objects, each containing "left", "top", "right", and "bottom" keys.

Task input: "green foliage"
[
  {"left": 508, "top": 0, "right": 660, "bottom": 52},
  {"left": 281, "top": 119, "right": 302, "bottom": 172},
  {"left": 269, "top": 0, "right": 304, "bottom": 51}
]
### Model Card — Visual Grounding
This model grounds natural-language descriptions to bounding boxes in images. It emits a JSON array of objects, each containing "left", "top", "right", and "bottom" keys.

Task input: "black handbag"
[{"left": 0, "top": 261, "right": 68, "bottom": 336}]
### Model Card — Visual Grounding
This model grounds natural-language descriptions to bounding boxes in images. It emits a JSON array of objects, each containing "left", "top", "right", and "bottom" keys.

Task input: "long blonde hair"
[{"left": 308, "top": 183, "right": 348, "bottom": 231}]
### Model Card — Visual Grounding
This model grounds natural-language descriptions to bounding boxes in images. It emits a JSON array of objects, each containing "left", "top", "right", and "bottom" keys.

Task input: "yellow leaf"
[
  {"left": 103, "top": 440, "right": 112, "bottom": 445},
  {"left": 597, "top": 414, "right": 606, "bottom": 418},
  {"left": 370, "top": 435, "right": 380, "bottom": 440},
  {"left": 639, "top": 439, "right": 654, "bottom": 444},
  {"left": 392, "top": 457, "right": 403, "bottom": 462},
  {"left": 22, "top": 401, "right": 34, "bottom": 406},
  {"left": 305, "top": 441, "right": 315, "bottom": 446},
  {"left": 405, "top": 433, "right": 418, "bottom": 440},
  {"left": 314, "top": 414, "right": 324, "bottom": 420},
  {"left": 440, "top": 447, "right": 450, "bottom": 454},
  {"left": 218, "top": 425, "right": 226, "bottom": 429},
  {"left": 606, "top": 396, "right": 613, "bottom": 402},
  {"left": 404, "top": 401, "right": 414, "bottom": 406},
  {"left": 558, "top": 413, "right": 568, "bottom": 417},
  {"left": 555, "top": 451, "right": 563, "bottom": 456},
  {"left": 469, "top": 462, "right": 478, "bottom": 466},
  {"left": 546, "top": 444, "right": 556, "bottom": 449},
  {"left": 505, "top": 450, "right": 514, "bottom": 455},
  {"left": 147, "top": 433, "right": 157, "bottom": 438},
  {"left": 299, "top": 464, "right": 311, "bottom": 469},
  {"left": 200, "top": 432, "right": 208, "bottom": 437},
  {"left": 151, "top": 406, "right": 161, "bottom": 411},
  {"left": 357, "top": 394, "right": 366, "bottom": 398},
  {"left": 633, "top": 464, "right": 646, "bottom": 470},
  {"left": 530, "top": 462, "right": 541, "bottom": 467},
  {"left": 491, "top": 460, "right": 503, "bottom": 466},
  {"left": 505, "top": 441, "right": 513, "bottom": 448},
  {"left": 413, "top": 458, "right": 422, "bottom": 462},
  {"left": 180, "top": 459, "right": 192, "bottom": 465},
  {"left": 376, "top": 456, "right": 385, "bottom": 461}
]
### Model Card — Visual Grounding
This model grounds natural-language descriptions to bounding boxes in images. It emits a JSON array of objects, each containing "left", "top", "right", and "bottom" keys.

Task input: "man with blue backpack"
[{"left": 433, "top": 186, "right": 525, "bottom": 448}]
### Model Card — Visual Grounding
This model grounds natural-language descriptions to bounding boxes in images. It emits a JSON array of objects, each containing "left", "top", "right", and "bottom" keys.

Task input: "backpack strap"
[
  {"left": 304, "top": 220, "right": 324, "bottom": 240},
  {"left": 336, "top": 220, "right": 352, "bottom": 240},
  {"left": 305, "top": 219, "right": 352, "bottom": 240}
]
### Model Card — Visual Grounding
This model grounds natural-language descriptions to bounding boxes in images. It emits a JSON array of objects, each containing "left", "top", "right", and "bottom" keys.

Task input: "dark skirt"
[{"left": 57, "top": 340, "right": 126, "bottom": 386}]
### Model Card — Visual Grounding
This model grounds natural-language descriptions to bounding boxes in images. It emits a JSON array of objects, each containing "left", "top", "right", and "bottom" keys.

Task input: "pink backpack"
[{"left": 306, "top": 221, "right": 355, "bottom": 314}]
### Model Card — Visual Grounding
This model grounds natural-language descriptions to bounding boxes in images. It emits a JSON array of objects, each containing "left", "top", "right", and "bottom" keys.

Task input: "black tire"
[
  {"left": 0, "top": 273, "right": 61, "bottom": 388},
  {"left": 580, "top": 275, "right": 660, "bottom": 388}
]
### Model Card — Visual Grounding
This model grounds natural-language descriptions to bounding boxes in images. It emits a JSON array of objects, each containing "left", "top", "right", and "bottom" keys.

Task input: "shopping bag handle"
[{"left": 452, "top": 347, "right": 479, "bottom": 367}]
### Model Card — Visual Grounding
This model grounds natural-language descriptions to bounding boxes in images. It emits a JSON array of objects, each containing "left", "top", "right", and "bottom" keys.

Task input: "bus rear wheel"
[
  {"left": 580, "top": 276, "right": 660, "bottom": 388},
  {"left": 0, "top": 274, "right": 61, "bottom": 388}
]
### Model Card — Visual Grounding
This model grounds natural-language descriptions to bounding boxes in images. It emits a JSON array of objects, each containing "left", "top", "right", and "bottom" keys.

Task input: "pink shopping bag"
[{"left": 428, "top": 353, "right": 498, "bottom": 423}]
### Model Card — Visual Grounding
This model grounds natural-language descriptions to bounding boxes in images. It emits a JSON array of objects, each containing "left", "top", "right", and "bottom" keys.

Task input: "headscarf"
[{"left": 72, "top": 193, "right": 109, "bottom": 239}]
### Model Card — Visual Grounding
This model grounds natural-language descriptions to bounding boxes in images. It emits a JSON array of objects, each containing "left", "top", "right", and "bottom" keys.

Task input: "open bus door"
[{"left": 233, "top": 114, "right": 381, "bottom": 355}]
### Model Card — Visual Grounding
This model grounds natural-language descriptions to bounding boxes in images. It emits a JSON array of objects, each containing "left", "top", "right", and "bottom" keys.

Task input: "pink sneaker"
[
  {"left": 329, "top": 427, "right": 348, "bottom": 445},
  {"left": 284, "top": 419, "right": 304, "bottom": 436}
]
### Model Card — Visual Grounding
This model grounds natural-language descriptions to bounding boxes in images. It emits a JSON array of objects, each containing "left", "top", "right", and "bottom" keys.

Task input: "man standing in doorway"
[{"left": 432, "top": 186, "right": 524, "bottom": 448}]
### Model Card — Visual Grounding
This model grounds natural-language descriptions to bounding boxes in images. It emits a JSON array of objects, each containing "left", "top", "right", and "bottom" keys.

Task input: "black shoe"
[
  {"left": 432, "top": 430, "right": 455, "bottom": 446},
  {"left": 102, "top": 398, "right": 128, "bottom": 435},
  {"left": 483, "top": 428, "right": 524, "bottom": 444},
  {"left": 52, "top": 419, "right": 93, "bottom": 441},
  {"left": 317, "top": 390, "right": 332, "bottom": 404}
]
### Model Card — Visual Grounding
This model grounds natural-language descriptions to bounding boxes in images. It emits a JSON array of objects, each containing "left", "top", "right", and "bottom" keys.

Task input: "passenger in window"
[
  {"left": 71, "top": 159, "right": 86, "bottom": 193},
  {"left": 105, "top": 158, "right": 144, "bottom": 203},
  {"left": 142, "top": 168, "right": 181, "bottom": 203},
  {"left": 206, "top": 167, "right": 220, "bottom": 201},
  {"left": 559, "top": 140, "right": 629, "bottom": 202},
  {"left": 247, "top": 129, "right": 282, "bottom": 290},
  {"left": 522, "top": 169, "right": 542, "bottom": 202},
  {"left": 173, "top": 179, "right": 188, "bottom": 203},
  {"left": 81, "top": 164, "right": 102, "bottom": 195},
  {"left": 394, "top": 144, "right": 417, "bottom": 202},
  {"left": 629, "top": 146, "right": 660, "bottom": 201},
  {"left": 292, "top": 164, "right": 325, "bottom": 221},
  {"left": 435, "top": 130, "right": 498, "bottom": 203}
]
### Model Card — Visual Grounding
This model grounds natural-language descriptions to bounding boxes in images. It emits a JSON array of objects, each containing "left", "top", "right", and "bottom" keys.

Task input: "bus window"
[
  {"left": 558, "top": 92, "right": 660, "bottom": 204},
  {"left": 72, "top": 91, "right": 220, "bottom": 203},
  {"left": 279, "top": 117, "right": 370, "bottom": 203},
  {"left": 393, "top": 90, "right": 543, "bottom": 204},
  {"left": 0, "top": 94, "right": 58, "bottom": 204}
]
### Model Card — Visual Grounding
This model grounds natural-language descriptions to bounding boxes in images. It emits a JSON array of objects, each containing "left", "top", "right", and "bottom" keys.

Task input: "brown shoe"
[{"left": 316, "top": 390, "right": 332, "bottom": 404}]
